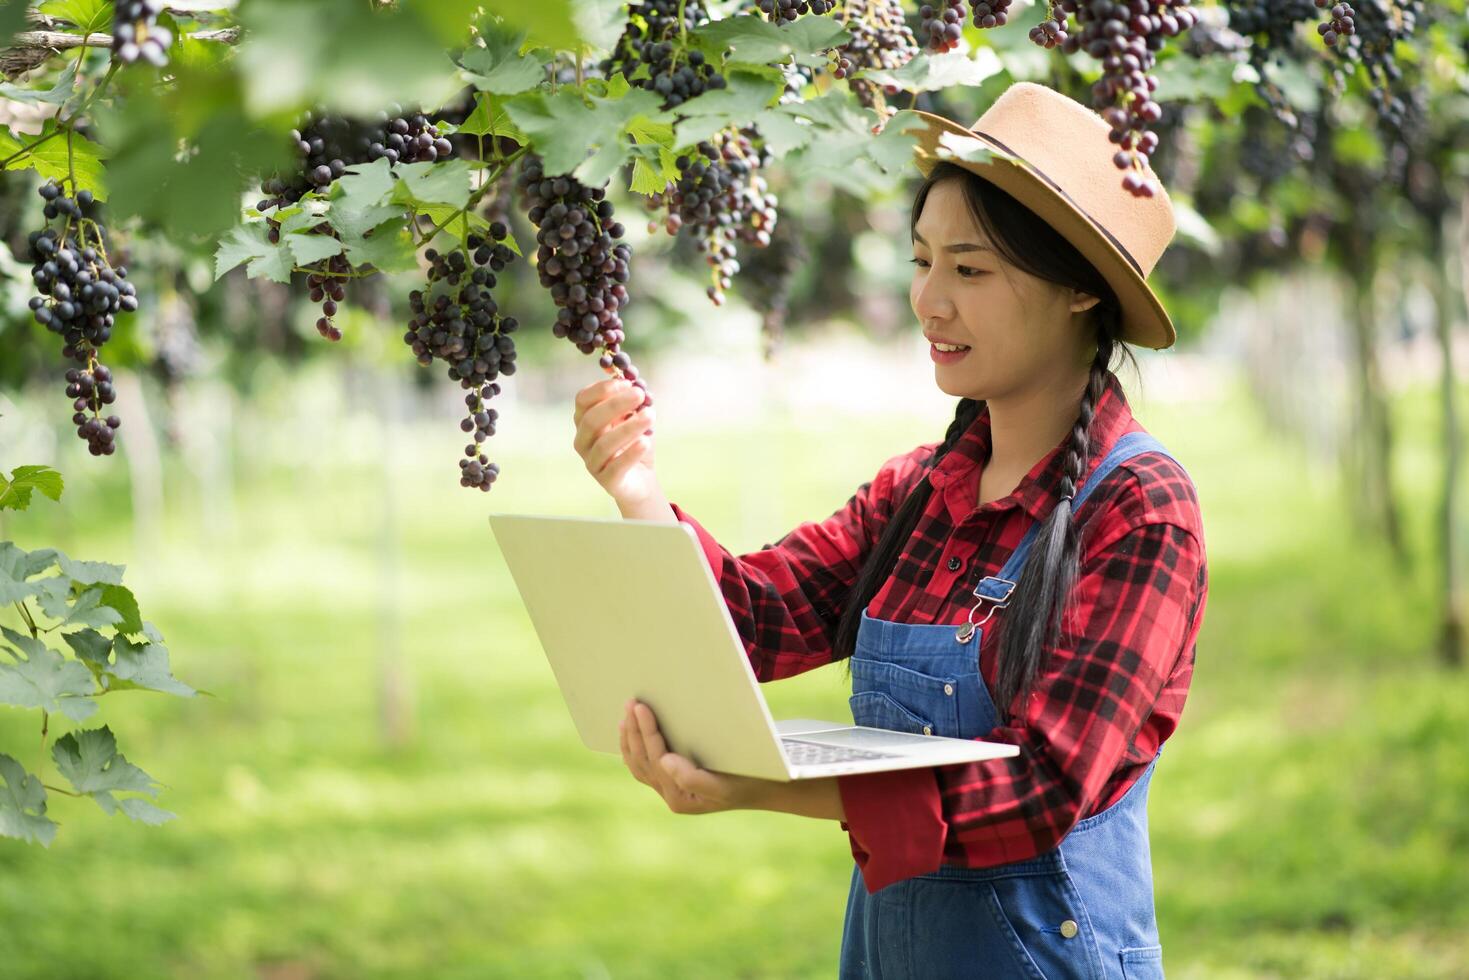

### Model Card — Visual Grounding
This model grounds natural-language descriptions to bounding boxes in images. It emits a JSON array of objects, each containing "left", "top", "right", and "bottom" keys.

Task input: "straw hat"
[{"left": 905, "top": 81, "right": 1177, "bottom": 350}]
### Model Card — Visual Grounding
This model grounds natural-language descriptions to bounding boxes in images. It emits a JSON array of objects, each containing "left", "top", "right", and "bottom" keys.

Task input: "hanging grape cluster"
[
  {"left": 831, "top": 0, "right": 919, "bottom": 112},
  {"left": 404, "top": 227, "right": 519, "bottom": 491},
  {"left": 25, "top": 181, "right": 137, "bottom": 456},
  {"left": 1029, "top": 1, "right": 1072, "bottom": 48},
  {"left": 254, "top": 107, "right": 455, "bottom": 342},
  {"left": 1057, "top": 1, "right": 1199, "bottom": 198},
  {"left": 646, "top": 128, "right": 778, "bottom": 305},
  {"left": 518, "top": 156, "right": 651, "bottom": 409},
  {"left": 1315, "top": 0, "right": 1357, "bottom": 47},
  {"left": 112, "top": 0, "right": 171, "bottom": 67},
  {"left": 601, "top": 0, "right": 726, "bottom": 109}
]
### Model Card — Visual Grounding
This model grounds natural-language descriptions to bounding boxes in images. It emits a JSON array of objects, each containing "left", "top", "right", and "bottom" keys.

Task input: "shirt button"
[
  {"left": 922, "top": 725, "right": 932, "bottom": 735},
  {"left": 1059, "top": 919, "right": 1079, "bottom": 939},
  {"left": 943, "top": 683, "right": 954, "bottom": 696},
  {"left": 947, "top": 556, "right": 962, "bottom": 571}
]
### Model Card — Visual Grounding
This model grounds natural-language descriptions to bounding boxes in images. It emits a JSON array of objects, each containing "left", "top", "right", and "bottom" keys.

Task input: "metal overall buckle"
[{"left": 955, "top": 575, "right": 1016, "bottom": 644}]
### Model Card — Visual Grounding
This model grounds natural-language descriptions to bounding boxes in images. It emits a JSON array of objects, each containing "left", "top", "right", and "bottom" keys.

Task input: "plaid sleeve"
[
  {"left": 837, "top": 517, "right": 1208, "bottom": 893},
  {"left": 667, "top": 445, "right": 935, "bottom": 682}
]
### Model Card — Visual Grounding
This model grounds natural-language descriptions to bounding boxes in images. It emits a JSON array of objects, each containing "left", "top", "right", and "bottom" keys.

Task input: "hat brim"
[{"left": 904, "top": 110, "right": 1176, "bottom": 351}]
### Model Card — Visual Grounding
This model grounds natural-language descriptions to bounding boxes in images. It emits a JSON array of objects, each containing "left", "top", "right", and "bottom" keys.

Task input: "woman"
[{"left": 570, "top": 82, "right": 1207, "bottom": 979}]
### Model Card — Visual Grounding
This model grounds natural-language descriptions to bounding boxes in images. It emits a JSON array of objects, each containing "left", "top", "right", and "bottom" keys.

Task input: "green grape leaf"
[
  {"left": 667, "top": 70, "right": 785, "bottom": 149},
  {"left": 450, "top": 91, "right": 526, "bottom": 141},
  {"left": 52, "top": 551, "right": 125, "bottom": 586},
  {"left": 339, "top": 215, "right": 419, "bottom": 274},
  {"left": 861, "top": 47, "right": 1003, "bottom": 93},
  {"left": 691, "top": 13, "right": 850, "bottom": 69},
  {"left": 0, "top": 62, "right": 78, "bottom": 106},
  {"left": 36, "top": 584, "right": 124, "bottom": 632},
  {"left": 483, "top": 0, "right": 581, "bottom": 52},
  {"left": 61, "top": 628, "right": 114, "bottom": 681},
  {"left": 864, "top": 108, "right": 929, "bottom": 175},
  {"left": 629, "top": 153, "right": 670, "bottom": 195},
  {"left": 285, "top": 233, "right": 345, "bottom": 267},
  {"left": 0, "top": 1, "right": 30, "bottom": 49},
  {"left": 334, "top": 157, "right": 397, "bottom": 208},
  {"left": 38, "top": 0, "right": 112, "bottom": 35},
  {"left": 393, "top": 158, "right": 474, "bottom": 209},
  {"left": 117, "top": 796, "right": 177, "bottom": 825},
  {"left": 0, "top": 544, "right": 44, "bottom": 605},
  {"left": 0, "top": 119, "right": 109, "bottom": 202},
  {"left": 106, "top": 634, "right": 197, "bottom": 698},
  {"left": 504, "top": 85, "right": 662, "bottom": 179},
  {"left": 0, "top": 755, "right": 57, "bottom": 846},
  {"left": 751, "top": 108, "right": 813, "bottom": 158},
  {"left": 0, "top": 465, "right": 64, "bottom": 512},
  {"left": 459, "top": 25, "right": 544, "bottom": 95},
  {"left": 51, "top": 726, "right": 175, "bottom": 823},
  {"left": 213, "top": 222, "right": 294, "bottom": 284},
  {"left": 97, "top": 584, "right": 145, "bottom": 637},
  {"left": 0, "top": 626, "right": 98, "bottom": 722}
]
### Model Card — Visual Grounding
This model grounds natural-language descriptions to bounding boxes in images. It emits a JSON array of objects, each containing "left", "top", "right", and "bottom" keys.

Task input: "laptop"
[{"left": 487, "top": 513, "right": 1020, "bottom": 780}]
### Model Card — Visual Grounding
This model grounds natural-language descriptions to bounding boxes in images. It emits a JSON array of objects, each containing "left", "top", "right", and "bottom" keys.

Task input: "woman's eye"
[{"left": 910, "top": 257, "right": 984, "bottom": 278}]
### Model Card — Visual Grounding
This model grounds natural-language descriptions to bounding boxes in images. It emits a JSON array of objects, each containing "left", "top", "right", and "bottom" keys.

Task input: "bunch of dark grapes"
[
  {"left": 254, "top": 107, "right": 452, "bottom": 341},
  {"left": 1314, "top": 0, "right": 1356, "bottom": 47},
  {"left": 1179, "top": 6, "right": 1248, "bottom": 57},
  {"left": 645, "top": 128, "right": 778, "bottom": 306},
  {"left": 112, "top": 0, "right": 171, "bottom": 67},
  {"left": 601, "top": 0, "right": 726, "bottom": 109},
  {"left": 25, "top": 181, "right": 137, "bottom": 456},
  {"left": 831, "top": 0, "right": 919, "bottom": 111},
  {"left": 517, "top": 156, "right": 651, "bottom": 409},
  {"left": 970, "top": 0, "right": 1013, "bottom": 29},
  {"left": 403, "top": 227, "right": 519, "bottom": 491},
  {"left": 1058, "top": 1, "right": 1200, "bottom": 198},
  {"left": 919, "top": 0, "right": 966, "bottom": 52},
  {"left": 1029, "top": 1, "right": 1072, "bottom": 48},
  {"left": 754, "top": 0, "right": 836, "bottom": 22}
]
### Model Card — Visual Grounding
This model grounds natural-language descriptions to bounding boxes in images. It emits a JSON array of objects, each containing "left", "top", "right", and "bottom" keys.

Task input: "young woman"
[{"left": 571, "top": 82, "right": 1207, "bottom": 979}]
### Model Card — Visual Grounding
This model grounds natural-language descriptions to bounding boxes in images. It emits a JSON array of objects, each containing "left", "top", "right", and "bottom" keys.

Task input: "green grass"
[{"left": 1, "top": 362, "right": 1467, "bottom": 979}]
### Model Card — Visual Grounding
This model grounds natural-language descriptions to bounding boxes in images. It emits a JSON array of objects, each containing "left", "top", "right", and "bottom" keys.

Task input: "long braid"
[{"left": 991, "top": 308, "right": 1122, "bottom": 723}]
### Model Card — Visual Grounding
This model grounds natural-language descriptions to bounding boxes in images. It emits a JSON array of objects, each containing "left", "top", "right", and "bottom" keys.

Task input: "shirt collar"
[{"left": 927, "top": 368, "right": 1136, "bottom": 524}]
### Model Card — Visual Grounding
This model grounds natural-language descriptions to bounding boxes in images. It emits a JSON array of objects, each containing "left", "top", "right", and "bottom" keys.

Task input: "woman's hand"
[
  {"left": 573, "top": 378, "right": 658, "bottom": 508},
  {"left": 618, "top": 698, "right": 781, "bottom": 814}
]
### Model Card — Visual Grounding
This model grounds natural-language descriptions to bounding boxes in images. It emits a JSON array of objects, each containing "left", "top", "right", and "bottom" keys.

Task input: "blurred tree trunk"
[
  {"left": 368, "top": 282, "right": 416, "bottom": 749},
  {"left": 113, "top": 370, "right": 164, "bottom": 557},
  {"left": 1341, "top": 228, "right": 1408, "bottom": 568},
  {"left": 1435, "top": 196, "right": 1469, "bottom": 669}
]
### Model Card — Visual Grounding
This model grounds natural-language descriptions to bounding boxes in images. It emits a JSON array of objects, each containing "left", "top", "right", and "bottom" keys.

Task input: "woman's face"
[{"left": 910, "top": 177, "right": 1099, "bottom": 402}]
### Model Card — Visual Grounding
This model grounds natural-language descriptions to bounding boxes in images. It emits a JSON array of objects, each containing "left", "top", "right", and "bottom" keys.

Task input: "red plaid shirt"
[{"left": 668, "top": 369, "right": 1208, "bottom": 893}]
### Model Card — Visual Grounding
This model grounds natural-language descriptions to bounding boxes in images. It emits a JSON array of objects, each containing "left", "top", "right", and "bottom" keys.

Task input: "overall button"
[
  {"left": 946, "top": 556, "right": 962, "bottom": 571},
  {"left": 943, "top": 683, "right": 954, "bottom": 696},
  {"left": 1059, "top": 919, "right": 1078, "bottom": 939}
]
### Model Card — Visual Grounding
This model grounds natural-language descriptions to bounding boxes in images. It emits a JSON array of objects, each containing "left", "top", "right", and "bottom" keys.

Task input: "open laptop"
[{"left": 487, "top": 513, "right": 1020, "bottom": 780}]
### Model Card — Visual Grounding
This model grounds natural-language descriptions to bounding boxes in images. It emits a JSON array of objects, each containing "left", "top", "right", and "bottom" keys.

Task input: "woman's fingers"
[
  {"left": 573, "top": 385, "right": 646, "bottom": 457},
  {"left": 587, "top": 404, "right": 654, "bottom": 475}
]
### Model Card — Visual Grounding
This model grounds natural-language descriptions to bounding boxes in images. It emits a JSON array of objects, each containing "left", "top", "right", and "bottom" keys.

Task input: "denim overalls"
[{"left": 839, "top": 431, "right": 1181, "bottom": 980}]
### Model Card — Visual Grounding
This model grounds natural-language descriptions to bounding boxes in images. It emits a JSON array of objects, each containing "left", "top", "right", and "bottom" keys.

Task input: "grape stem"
[{"left": 42, "top": 783, "right": 83, "bottom": 797}]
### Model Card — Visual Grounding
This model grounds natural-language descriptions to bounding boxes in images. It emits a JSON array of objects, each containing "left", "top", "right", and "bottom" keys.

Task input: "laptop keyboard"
[{"left": 781, "top": 737, "right": 899, "bottom": 765}]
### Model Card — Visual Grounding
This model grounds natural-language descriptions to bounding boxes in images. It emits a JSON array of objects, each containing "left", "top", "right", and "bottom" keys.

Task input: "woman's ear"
[{"left": 1069, "top": 291, "right": 1102, "bottom": 314}]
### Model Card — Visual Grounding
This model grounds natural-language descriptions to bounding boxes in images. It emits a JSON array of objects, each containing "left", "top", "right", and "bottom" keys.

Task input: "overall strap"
[{"left": 970, "top": 431, "right": 1182, "bottom": 605}]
